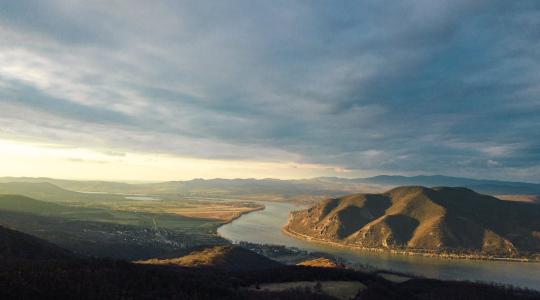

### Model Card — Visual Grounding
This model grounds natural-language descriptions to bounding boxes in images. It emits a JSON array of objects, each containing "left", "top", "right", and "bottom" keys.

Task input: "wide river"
[{"left": 218, "top": 201, "right": 540, "bottom": 290}]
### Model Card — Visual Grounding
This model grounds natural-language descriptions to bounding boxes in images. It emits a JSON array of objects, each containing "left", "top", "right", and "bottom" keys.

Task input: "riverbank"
[
  {"left": 223, "top": 204, "right": 266, "bottom": 224},
  {"left": 282, "top": 224, "right": 539, "bottom": 263},
  {"left": 217, "top": 200, "right": 540, "bottom": 290}
]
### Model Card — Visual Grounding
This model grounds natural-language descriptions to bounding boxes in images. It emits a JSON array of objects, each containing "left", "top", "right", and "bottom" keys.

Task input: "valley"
[
  {"left": 218, "top": 199, "right": 540, "bottom": 290},
  {"left": 2, "top": 177, "right": 540, "bottom": 293},
  {"left": 3, "top": 175, "right": 539, "bottom": 205},
  {"left": 84, "top": 198, "right": 264, "bottom": 222},
  {"left": 0, "top": 190, "right": 256, "bottom": 259},
  {"left": 3, "top": 3, "right": 539, "bottom": 298}
]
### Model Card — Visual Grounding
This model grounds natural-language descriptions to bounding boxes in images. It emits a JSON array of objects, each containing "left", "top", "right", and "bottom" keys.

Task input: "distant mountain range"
[
  {"left": 357, "top": 175, "right": 540, "bottom": 195},
  {"left": 285, "top": 186, "right": 540, "bottom": 258},
  {"left": 0, "top": 181, "right": 128, "bottom": 203},
  {"left": 1, "top": 175, "right": 538, "bottom": 202}
]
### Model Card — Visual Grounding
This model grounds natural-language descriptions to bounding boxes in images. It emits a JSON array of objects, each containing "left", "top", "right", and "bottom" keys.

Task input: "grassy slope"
[
  {"left": 0, "top": 195, "right": 225, "bottom": 259},
  {"left": 0, "top": 225, "right": 73, "bottom": 260},
  {"left": 0, "top": 182, "right": 127, "bottom": 203},
  {"left": 137, "top": 245, "right": 283, "bottom": 271},
  {"left": 0, "top": 194, "right": 220, "bottom": 231},
  {"left": 297, "top": 257, "right": 344, "bottom": 268},
  {"left": 286, "top": 186, "right": 540, "bottom": 256}
]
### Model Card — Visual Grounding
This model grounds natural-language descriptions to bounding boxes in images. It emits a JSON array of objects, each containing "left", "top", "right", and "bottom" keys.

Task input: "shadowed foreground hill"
[
  {"left": 0, "top": 225, "right": 73, "bottom": 260},
  {"left": 137, "top": 245, "right": 282, "bottom": 271},
  {"left": 286, "top": 186, "right": 540, "bottom": 257},
  {"left": 0, "top": 226, "right": 539, "bottom": 299}
]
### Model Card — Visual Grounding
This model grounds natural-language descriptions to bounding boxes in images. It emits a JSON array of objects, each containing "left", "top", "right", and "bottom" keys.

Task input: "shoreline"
[
  {"left": 223, "top": 204, "right": 266, "bottom": 224},
  {"left": 216, "top": 201, "right": 539, "bottom": 263},
  {"left": 282, "top": 225, "right": 539, "bottom": 263},
  {"left": 208, "top": 203, "right": 266, "bottom": 236},
  {"left": 213, "top": 204, "right": 266, "bottom": 232}
]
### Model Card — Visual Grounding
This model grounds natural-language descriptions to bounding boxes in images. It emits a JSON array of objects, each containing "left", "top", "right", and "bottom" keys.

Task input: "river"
[{"left": 217, "top": 201, "right": 540, "bottom": 290}]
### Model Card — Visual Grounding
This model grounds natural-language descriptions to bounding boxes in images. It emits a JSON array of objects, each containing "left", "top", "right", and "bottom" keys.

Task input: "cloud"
[{"left": 0, "top": 1, "right": 539, "bottom": 181}]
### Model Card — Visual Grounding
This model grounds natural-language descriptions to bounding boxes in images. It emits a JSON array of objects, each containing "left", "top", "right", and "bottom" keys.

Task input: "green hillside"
[
  {"left": 0, "top": 194, "right": 218, "bottom": 231},
  {"left": 0, "top": 194, "right": 69, "bottom": 214},
  {"left": 0, "top": 182, "right": 126, "bottom": 203},
  {"left": 0, "top": 225, "right": 73, "bottom": 260},
  {"left": 0, "top": 195, "right": 225, "bottom": 259}
]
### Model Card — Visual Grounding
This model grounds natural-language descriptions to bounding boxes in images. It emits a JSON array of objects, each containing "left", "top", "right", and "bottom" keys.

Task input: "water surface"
[
  {"left": 124, "top": 196, "right": 161, "bottom": 201},
  {"left": 218, "top": 201, "right": 540, "bottom": 290}
]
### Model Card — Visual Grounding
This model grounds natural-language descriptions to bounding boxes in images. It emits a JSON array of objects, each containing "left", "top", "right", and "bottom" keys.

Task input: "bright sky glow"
[
  {"left": 0, "top": 139, "right": 357, "bottom": 181},
  {"left": 0, "top": 1, "right": 539, "bottom": 181}
]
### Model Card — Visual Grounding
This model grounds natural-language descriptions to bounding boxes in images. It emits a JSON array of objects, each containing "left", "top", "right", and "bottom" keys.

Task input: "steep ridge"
[{"left": 285, "top": 186, "right": 540, "bottom": 257}]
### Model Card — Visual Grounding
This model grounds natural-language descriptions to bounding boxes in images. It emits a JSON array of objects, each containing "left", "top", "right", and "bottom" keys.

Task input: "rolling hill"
[
  {"left": 296, "top": 257, "right": 345, "bottom": 268},
  {"left": 0, "top": 194, "right": 66, "bottom": 213},
  {"left": 285, "top": 186, "right": 540, "bottom": 257},
  {"left": 0, "top": 225, "right": 73, "bottom": 260},
  {"left": 0, "top": 194, "right": 225, "bottom": 259},
  {"left": 0, "top": 182, "right": 127, "bottom": 203},
  {"left": 2, "top": 175, "right": 538, "bottom": 202},
  {"left": 0, "top": 221, "right": 538, "bottom": 299},
  {"left": 0, "top": 177, "right": 363, "bottom": 201},
  {"left": 136, "top": 245, "right": 282, "bottom": 271},
  {"left": 358, "top": 175, "right": 540, "bottom": 195}
]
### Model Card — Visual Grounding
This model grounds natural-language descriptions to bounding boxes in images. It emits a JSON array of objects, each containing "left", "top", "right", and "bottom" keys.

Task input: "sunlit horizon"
[
  {"left": 0, "top": 138, "right": 369, "bottom": 181},
  {"left": 1, "top": 1, "right": 539, "bottom": 183}
]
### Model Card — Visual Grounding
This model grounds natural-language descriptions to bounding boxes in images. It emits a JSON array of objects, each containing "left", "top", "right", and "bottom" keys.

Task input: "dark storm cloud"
[{"left": 0, "top": 0, "right": 539, "bottom": 180}]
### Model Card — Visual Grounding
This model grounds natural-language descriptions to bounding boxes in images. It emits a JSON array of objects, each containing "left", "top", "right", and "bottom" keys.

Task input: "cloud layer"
[{"left": 1, "top": 1, "right": 539, "bottom": 181}]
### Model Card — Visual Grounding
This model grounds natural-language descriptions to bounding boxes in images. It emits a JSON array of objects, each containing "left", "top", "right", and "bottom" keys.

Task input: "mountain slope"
[
  {"left": 0, "top": 225, "right": 73, "bottom": 260},
  {"left": 285, "top": 186, "right": 540, "bottom": 257},
  {"left": 359, "top": 175, "right": 540, "bottom": 195},
  {"left": 0, "top": 182, "right": 126, "bottom": 203},
  {"left": 0, "top": 194, "right": 71, "bottom": 215},
  {"left": 2, "top": 175, "right": 539, "bottom": 201},
  {"left": 136, "top": 245, "right": 282, "bottom": 271}
]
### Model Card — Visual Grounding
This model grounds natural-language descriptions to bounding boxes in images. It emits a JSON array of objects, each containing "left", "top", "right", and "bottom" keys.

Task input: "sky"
[{"left": 0, "top": 1, "right": 539, "bottom": 182}]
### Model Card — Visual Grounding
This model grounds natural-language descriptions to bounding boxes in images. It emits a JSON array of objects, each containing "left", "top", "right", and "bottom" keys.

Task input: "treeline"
[
  {"left": 0, "top": 258, "right": 236, "bottom": 300},
  {"left": 359, "top": 278, "right": 540, "bottom": 300},
  {"left": 0, "top": 257, "right": 539, "bottom": 300}
]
